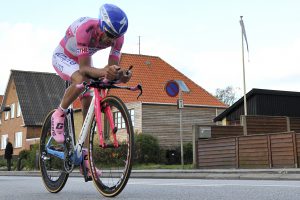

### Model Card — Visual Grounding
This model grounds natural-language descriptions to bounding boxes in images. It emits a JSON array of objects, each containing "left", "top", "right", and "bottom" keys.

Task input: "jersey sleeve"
[{"left": 109, "top": 36, "right": 124, "bottom": 63}]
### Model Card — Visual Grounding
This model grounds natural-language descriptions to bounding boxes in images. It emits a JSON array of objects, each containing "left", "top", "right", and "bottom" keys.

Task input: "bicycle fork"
[{"left": 94, "top": 89, "right": 119, "bottom": 148}]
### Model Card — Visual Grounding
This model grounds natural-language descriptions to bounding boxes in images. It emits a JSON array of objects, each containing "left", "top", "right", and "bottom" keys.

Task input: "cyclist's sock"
[
  {"left": 51, "top": 107, "right": 66, "bottom": 143},
  {"left": 80, "top": 148, "right": 101, "bottom": 180},
  {"left": 59, "top": 105, "right": 68, "bottom": 113}
]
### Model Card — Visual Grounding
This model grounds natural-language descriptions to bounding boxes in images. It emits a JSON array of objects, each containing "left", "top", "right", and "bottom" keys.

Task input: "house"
[
  {"left": 214, "top": 88, "right": 300, "bottom": 126},
  {"left": 0, "top": 70, "right": 65, "bottom": 156},
  {"left": 107, "top": 53, "right": 227, "bottom": 149},
  {"left": 0, "top": 95, "right": 3, "bottom": 126}
]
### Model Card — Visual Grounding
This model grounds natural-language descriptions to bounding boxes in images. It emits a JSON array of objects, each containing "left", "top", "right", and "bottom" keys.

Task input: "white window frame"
[
  {"left": 114, "top": 112, "right": 124, "bottom": 129},
  {"left": 129, "top": 109, "right": 135, "bottom": 127},
  {"left": 17, "top": 102, "right": 21, "bottom": 117},
  {"left": 1, "top": 134, "right": 8, "bottom": 149},
  {"left": 15, "top": 132, "right": 22, "bottom": 148},
  {"left": 4, "top": 110, "right": 9, "bottom": 120},
  {"left": 114, "top": 109, "right": 135, "bottom": 129},
  {"left": 10, "top": 103, "right": 15, "bottom": 119}
]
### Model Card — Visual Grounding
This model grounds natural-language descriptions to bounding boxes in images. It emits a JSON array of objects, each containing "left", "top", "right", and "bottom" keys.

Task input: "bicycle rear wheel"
[
  {"left": 39, "top": 110, "right": 69, "bottom": 193},
  {"left": 89, "top": 95, "right": 134, "bottom": 197}
]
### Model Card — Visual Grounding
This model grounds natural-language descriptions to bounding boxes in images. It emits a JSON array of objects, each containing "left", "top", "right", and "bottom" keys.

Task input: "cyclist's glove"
[{"left": 118, "top": 69, "right": 132, "bottom": 83}]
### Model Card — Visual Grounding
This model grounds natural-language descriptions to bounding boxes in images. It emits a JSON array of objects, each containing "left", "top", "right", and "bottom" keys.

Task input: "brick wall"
[{"left": 0, "top": 80, "right": 29, "bottom": 155}]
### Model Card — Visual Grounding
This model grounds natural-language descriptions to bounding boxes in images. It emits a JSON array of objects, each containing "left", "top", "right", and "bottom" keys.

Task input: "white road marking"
[{"left": 128, "top": 180, "right": 300, "bottom": 188}]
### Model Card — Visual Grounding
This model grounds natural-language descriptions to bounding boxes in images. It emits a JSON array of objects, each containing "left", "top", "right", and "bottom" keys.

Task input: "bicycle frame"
[
  {"left": 46, "top": 88, "right": 114, "bottom": 165},
  {"left": 45, "top": 78, "right": 142, "bottom": 169}
]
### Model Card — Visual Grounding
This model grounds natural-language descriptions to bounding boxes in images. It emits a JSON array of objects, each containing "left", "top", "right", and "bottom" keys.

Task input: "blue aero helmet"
[{"left": 99, "top": 4, "right": 128, "bottom": 39}]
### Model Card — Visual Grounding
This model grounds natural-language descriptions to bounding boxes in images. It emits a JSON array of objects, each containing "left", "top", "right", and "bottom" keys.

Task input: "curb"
[{"left": 1, "top": 169, "right": 300, "bottom": 180}]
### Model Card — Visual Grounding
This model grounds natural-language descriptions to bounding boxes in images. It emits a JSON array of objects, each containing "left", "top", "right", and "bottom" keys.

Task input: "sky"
[{"left": 1, "top": 0, "right": 300, "bottom": 99}]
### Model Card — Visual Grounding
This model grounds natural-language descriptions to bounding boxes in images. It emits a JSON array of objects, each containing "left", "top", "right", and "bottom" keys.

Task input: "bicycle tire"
[
  {"left": 39, "top": 110, "right": 69, "bottom": 193},
  {"left": 89, "top": 95, "right": 134, "bottom": 197}
]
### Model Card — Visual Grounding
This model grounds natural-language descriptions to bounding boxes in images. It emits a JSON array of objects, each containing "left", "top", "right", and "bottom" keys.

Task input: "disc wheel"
[{"left": 39, "top": 110, "right": 69, "bottom": 193}]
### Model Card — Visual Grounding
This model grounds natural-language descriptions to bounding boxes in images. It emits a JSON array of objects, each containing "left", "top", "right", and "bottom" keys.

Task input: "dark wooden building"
[{"left": 214, "top": 88, "right": 300, "bottom": 125}]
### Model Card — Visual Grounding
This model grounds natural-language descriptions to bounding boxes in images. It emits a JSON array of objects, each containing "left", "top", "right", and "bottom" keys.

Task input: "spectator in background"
[{"left": 4, "top": 138, "right": 13, "bottom": 171}]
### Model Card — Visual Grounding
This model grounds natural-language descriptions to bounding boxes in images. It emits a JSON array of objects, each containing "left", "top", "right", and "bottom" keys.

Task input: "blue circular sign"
[{"left": 165, "top": 80, "right": 179, "bottom": 97}]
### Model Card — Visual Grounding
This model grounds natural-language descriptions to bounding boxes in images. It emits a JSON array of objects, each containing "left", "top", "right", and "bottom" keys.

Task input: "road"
[{"left": 1, "top": 176, "right": 300, "bottom": 200}]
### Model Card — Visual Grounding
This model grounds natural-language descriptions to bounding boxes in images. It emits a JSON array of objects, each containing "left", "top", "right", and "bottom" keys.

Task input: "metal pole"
[
  {"left": 138, "top": 36, "right": 141, "bottom": 55},
  {"left": 179, "top": 90, "right": 184, "bottom": 168},
  {"left": 241, "top": 16, "right": 247, "bottom": 116}
]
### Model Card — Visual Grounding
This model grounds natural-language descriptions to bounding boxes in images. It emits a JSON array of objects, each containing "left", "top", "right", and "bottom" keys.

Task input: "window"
[
  {"left": 129, "top": 109, "right": 135, "bottom": 127},
  {"left": 114, "top": 112, "right": 125, "bottom": 129},
  {"left": 114, "top": 109, "right": 135, "bottom": 129},
  {"left": 4, "top": 110, "right": 9, "bottom": 120},
  {"left": 17, "top": 102, "right": 21, "bottom": 117},
  {"left": 15, "top": 132, "right": 22, "bottom": 148},
  {"left": 1, "top": 134, "right": 8, "bottom": 149},
  {"left": 10, "top": 103, "right": 15, "bottom": 119}
]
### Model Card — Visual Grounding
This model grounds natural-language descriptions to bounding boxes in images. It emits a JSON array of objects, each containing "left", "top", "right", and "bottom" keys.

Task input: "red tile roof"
[{"left": 108, "top": 53, "right": 226, "bottom": 107}]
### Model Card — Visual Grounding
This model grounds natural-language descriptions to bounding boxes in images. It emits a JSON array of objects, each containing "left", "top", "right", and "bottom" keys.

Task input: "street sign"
[
  {"left": 177, "top": 99, "right": 184, "bottom": 109},
  {"left": 165, "top": 80, "right": 179, "bottom": 97}
]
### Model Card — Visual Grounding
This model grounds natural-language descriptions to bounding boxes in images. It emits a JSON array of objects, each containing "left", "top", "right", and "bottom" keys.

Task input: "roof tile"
[{"left": 110, "top": 53, "right": 226, "bottom": 107}]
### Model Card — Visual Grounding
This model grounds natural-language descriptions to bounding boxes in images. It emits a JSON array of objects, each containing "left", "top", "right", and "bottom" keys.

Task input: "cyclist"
[{"left": 51, "top": 4, "right": 131, "bottom": 176}]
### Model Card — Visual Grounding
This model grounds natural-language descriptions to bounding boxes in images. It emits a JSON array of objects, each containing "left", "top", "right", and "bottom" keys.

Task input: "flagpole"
[{"left": 240, "top": 16, "right": 247, "bottom": 116}]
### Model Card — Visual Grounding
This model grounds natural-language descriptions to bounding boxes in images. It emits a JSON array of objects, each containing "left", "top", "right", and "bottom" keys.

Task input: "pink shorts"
[{"left": 52, "top": 45, "right": 79, "bottom": 81}]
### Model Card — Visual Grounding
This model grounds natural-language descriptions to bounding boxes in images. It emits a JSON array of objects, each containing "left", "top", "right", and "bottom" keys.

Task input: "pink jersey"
[{"left": 59, "top": 17, "right": 124, "bottom": 63}]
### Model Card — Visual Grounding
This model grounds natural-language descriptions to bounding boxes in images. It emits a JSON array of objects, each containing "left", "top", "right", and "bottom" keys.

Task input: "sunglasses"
[{"left": 104, "top": 31, "right": 119, "bottom": 39}]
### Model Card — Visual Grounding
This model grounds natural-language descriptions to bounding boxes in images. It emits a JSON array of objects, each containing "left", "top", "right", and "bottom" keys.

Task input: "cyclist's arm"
[
  {"left": 107, "top": 36, "right": 132, "bottom": 83},
  {"left": 108, "top": 36, "right": 123, "bottom": 65},
  {"left": 78, "top": 56, "right": 118, "bottom": 80}
]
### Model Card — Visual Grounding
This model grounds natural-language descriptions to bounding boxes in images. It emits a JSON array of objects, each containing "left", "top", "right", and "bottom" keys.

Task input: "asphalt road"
[{"left": 1, "top": 176, "right": 300, "bottom": 200}]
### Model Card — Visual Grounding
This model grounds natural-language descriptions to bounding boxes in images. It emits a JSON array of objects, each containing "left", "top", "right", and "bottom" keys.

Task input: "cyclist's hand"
[
  {"left": 106, "top": 65, "right": 120, "bottom": 80},
  {"left": 118, "top": 69, "right": 132, "bottom": 83}
]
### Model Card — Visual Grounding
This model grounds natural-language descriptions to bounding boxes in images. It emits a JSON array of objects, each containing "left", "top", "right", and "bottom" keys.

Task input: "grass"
[{"left": 133, "top": 163, "right": 194, "bottom": 170}]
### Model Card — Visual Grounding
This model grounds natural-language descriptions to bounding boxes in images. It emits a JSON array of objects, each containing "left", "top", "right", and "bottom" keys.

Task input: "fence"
[
  {"left": 290, "top": 117, "right": 300, "bottom": 133},
  {"left": 194, "top": 132, "right": 299, "bottom": 169},
  {"left": 242, "top": 115, "right": 289, "bottom": 135}
]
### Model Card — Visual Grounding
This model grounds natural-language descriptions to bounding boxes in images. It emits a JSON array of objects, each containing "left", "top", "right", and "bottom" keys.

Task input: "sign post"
[
  {"left": 178, "top": 88, "right": 184, "bottom": 168},
  {"left": 165, "top": 80, "right": 189, "bottom": 169}
]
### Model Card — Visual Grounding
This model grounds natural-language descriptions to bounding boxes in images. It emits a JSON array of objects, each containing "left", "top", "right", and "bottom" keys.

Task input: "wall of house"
[
  {"left": 142, "top": 104, "right": 224, "bottom": 149},
  {"left": 126, "top": 102, "right": 142, "bottom": 134},
  {"left": 24, "top": 126, "right": 41, "bottom": 152},
  {"left": 72, "top": 101, "right": 141, "bottom": 141},
  {"left": 0, "top": 80, "right": 27, "bottom": 156}
]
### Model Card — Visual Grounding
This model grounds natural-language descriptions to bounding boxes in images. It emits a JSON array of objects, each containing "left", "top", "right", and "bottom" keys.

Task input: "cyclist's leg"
[
  {"left": 79, "top": 94, "right": 103, "bottom": 179},
  {"left": 51, "top": 45, "right": 85, "bottom": 143},
  {"left": 80, "top": 94, "right": 93, "bottom": 120},
  {"left": 80, "top": 94, "right": 93, "bottom": 146}
]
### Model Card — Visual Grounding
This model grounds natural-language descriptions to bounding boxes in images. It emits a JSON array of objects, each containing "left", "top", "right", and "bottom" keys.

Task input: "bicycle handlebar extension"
[{"left": 75, "top": 65, "right": 142, "bottom": 99}]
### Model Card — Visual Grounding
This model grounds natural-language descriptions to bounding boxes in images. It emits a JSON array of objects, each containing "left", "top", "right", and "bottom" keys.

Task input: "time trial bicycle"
[{"left": 39, "top": 67, "right": 142, "bottom": 197}]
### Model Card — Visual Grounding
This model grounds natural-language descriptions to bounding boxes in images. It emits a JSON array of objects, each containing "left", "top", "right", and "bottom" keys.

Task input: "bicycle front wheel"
[
  {"left": 39, "top": 110, "right": 69, "bottom": 193},
  {"left": 89, "top": 95, "right": 134, "bottom": 197}
]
